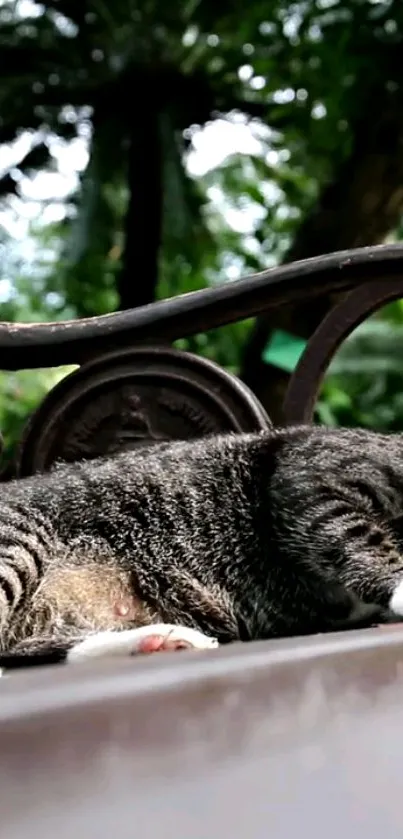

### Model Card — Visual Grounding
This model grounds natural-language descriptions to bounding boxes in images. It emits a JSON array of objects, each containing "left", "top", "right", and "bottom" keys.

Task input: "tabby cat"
[{"left": 0, "top": 424, "right": 402, "bottom": 671}]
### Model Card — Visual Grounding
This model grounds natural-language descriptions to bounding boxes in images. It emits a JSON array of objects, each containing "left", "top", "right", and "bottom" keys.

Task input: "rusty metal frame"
[{"left": 3, "top": 243, "right": 403, "bottom": 832}]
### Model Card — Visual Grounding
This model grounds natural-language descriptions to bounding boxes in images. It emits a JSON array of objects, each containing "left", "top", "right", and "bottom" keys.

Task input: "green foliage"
[
  {"left": 0, "top": 366, "right": 77, "bottom": 465},
  {"left": 317, "top": 302, "right": 403, "bottom": 431},
  {"left": 3, "top": 0, "right": 394, "bottom": 296},
  {"left": 174, "top": 319, "right": 254, "bottom": 375}
]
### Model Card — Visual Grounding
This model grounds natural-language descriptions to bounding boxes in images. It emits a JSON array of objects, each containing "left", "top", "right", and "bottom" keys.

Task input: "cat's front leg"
[
  {"left": 341, "top": 536, "right": 403, "bottom": 619},
  {"left": 67, "top": 624, "right": 219, "bottom": 663},
  {"left": 305, "top": 499, "right": 403, "bottom": 618}
]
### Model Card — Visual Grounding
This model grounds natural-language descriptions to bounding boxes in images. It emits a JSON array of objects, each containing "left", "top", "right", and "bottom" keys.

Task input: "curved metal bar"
[
  {"left": 283, "top": 278, "right": 403, "bottom": 424},
  {"left": 2, "top": 245, "right": 403, "bottom": 370}
]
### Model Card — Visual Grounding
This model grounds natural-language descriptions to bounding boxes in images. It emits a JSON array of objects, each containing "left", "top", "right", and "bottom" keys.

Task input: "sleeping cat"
[{"left": 0, "top": 424, "right": 403, "bottom": 671}]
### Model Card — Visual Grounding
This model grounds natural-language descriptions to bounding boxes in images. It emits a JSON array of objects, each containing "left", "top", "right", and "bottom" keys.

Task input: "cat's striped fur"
[{"left": 0, "top": 424, "right": 403, "bottom": 669}]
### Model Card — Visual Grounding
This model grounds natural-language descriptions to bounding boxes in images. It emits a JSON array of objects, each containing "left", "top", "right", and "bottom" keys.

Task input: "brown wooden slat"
[{"left": 1, "top": 625, "right": 403, "bottom": 838}]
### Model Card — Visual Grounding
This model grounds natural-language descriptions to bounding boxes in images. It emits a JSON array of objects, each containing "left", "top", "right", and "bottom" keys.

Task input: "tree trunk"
[
  {"left": 241, "top": 96, "right": 403, "bottom": 423},
  {"left": 118, "top": 104, "right": 163, "bottom": 310}
]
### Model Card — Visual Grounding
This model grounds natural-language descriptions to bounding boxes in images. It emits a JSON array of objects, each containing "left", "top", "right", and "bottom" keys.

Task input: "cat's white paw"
[
  {"left": 389, "top": 580, "right": 403, "bottom": 616},
  {"left": 67, "top": 624, "right": 219, "bottom": 663}
]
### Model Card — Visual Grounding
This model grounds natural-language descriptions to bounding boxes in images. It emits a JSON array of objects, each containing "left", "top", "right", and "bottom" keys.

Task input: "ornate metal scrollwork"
[{"left": 17, "top": 347, "right": 271, "bottom": 475}]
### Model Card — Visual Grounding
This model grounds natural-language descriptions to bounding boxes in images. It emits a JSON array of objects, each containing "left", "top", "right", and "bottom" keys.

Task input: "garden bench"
[{"left": 2, "top": 243, "right": 403, "bottom": 839}]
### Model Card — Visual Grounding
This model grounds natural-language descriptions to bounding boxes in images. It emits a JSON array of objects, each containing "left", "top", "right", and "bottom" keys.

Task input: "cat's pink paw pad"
[
  {"left": 136, "top": 634, "right": 194, "bottom": 653},
  {"left": 67, "top": 624, "right": 218, "bottom": 663}
]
